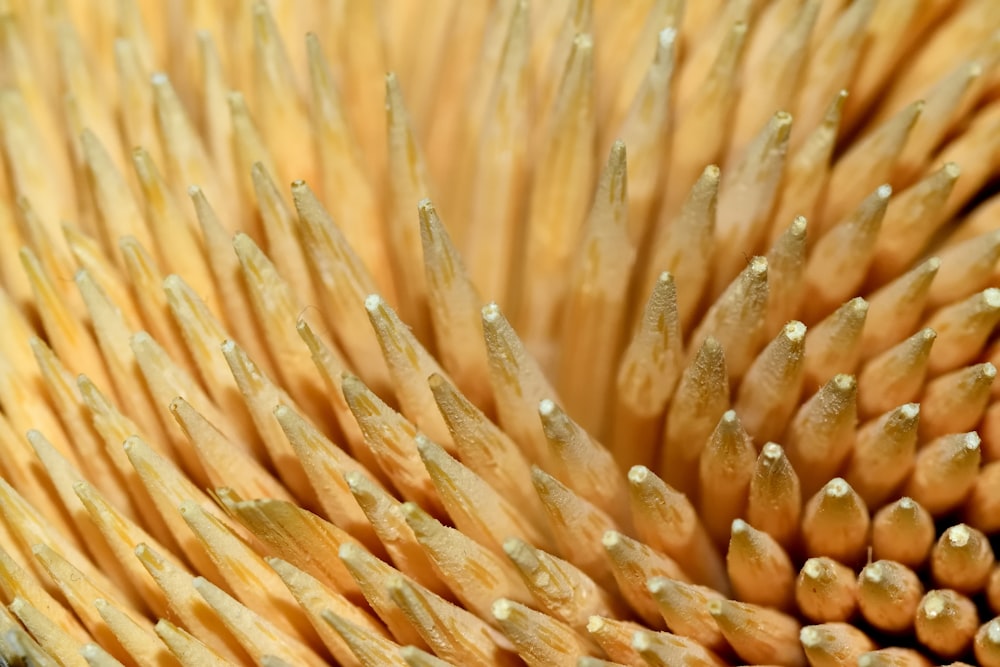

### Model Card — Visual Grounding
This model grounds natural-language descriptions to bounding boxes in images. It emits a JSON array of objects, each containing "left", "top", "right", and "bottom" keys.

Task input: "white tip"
[
  {"left": 861, "top": 562, "right": 884, "bottom": 583},
  {"left": 761, "top": 441, "right": 781, "bottom": 456},
  {"left": 900, "top": 403, "right": 920, "bottom": 419},
  {"left": 946, "top": 524, "right": 971, "bottom": 547},
  {"left": 502, "top": 537, "right": 525, "bottom": 556},
  {"left": 647, "top": 577, "right": 668, "bottom": 594},
  {"left": 131, "top": 330, "right": 153, "bottom": 346},
  {"left": 628, "top": 465, "right": 650, "bottom": 483},
  {"left": 364, "top": 294, "right": 382, "bottom": 311},
  {"left": 399, "top": 502, "right": 420, "bottom": 520},
  {"left": 414, "top": 433, "right": 432, "bottom": 453},
  {"left": 80, "top": 644, "right": 105, "bottom": 660},
  {"left": 833, "top": 374, "right": 856, "bottom": 391},
  {"left": 922, "top": 592, "right": 946, "bottom": 619},
  {"left": 825, "top": 478, "right": 850, "bottom": 498},
  {"left": 989, "top": 619, "right": 1000, "bottom": 643},
  {"left": 538, "top": 399, "right": 556, "bottom": 416},
  {"left": 706, "top": 599, "right": 724, "bottom": 617},
  {"left": 800, "top": 627, "right": 821, "bottom": 647},
  {"left": 876, "top": 184, "right": 892, "bottom": 199},
  {"left": 631, "top": 631, "right": 652, "bottom": 651},
  {"left": 492, "top": 598, "right": 513, "bottom": 620},
  {"left": 482, "top": 302, "right": 501, "bottom": 322},
  {"left": 784, "top": 321, "right": 806, "bottom": 341},
  {"left": 984, "top": 288, "right": 1000, "bottom": 308},
  {"left": 163, "top": 273, "right": 182, "bottom": 290},
  {"left": 338, "top": 542, "right": 360, "bottom": 560},
  {"left": 802, "top": 558, "right": 825, "bottom": 579},
  {"left": 342, "top": 471, "right": 364, "bottom": 490},
  {"left": 384, "top": 575, "right": 405, "bottom": 594}
]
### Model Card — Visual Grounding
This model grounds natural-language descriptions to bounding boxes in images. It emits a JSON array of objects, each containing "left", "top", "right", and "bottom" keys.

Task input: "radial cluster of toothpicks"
[{"left": 3, "top": 0, "right": 1000, "bottom": 665}]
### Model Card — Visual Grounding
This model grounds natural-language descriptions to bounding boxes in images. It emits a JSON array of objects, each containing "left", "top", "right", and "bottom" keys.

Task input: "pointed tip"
[
  {"left": 658, "top": 27, "right": 677, "bottom": 48},
  {"left": 417, "top": 198, "right": 436, "bottom": 216},
  {"left": 748, "top": 255, "right": 768, "bottom": 276},
  {"left": 823, "top": 477, "right": 850, "bottom": 498},
  {"left": 627, "top": 465, "right": 650, "bottom": 483},
  {"left": 481, "top": 302, "right": 502, "bottom": 322},
  {"left": 364, "top": 293, "right": 383, "bottom": 312},
  {"left": 491, "top": 597, "right": 514, "bottom": 621},
  {"left": 784, "top": 320, "right": 807, "bottom": 342}
]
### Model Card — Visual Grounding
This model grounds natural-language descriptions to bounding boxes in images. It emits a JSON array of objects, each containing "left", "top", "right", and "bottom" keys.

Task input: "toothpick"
[
  {"left": 557, "top": 142, "right": 634, "bottom": 436},
  {"left": 519, "top": 34, "right": 596, "bottom": 355},
  {"left": 461, "top": 0, "right": 530, "bottom": 306},
  {"left": 860, "top": 257, "right": 939, "bottom": 361},
  {"left": 713, "top": 111, "right": 792, "bottom": 293},
  {"left": 870, "top": 163, "right": 960, "bottom": 284},
  {"left": 268, "top": 556, "right": 387, "bottom": 665},
  {"left": 335, "top": 542, "right": 433, "bottom": 649},
  {"left": 8, "top": 596, "right": 89, "bottom": 667},
  {"left": 384, "top": 74, "right": 433, "bottom": 342},
  {"left": 231, "top": 234, "right": 330, "bottom": 428},
  {"left": 191, "top": 576, "right": 329, "bottom": 667},
  {"left": 389, "top": 577, "right": 521, "bottom": 667},
  {"left": 304, "top": 35, "right": 394, "bottom": 302},
  {"left": 342, "top": 472, "right": 450, "bottom": 599},
  {"left": 399, "top": 501, "right": 533, "bottom": 619},
  {"left": 844, "top": 403, "right": 920, "bottom": 507},
  {"left": 135, "top": 544, "right": 252, "bottom": 665},
  {"left": 321, "top": 610, "right": 408, "bottom": 667},
  {"left": 91, "top": 597, "right": 176, "bottom": 667},
  {"left": 250, "top": 3, "right": 313, "bottom": 189},
  {"left": 153, "top": 620, "right": 234, "bottom": 667},
  {"left": 804, "top": 185, "right": 892, "bottom": 322},
  {"left": 417, "top": 436, "right": 552, "bottom": 554},
  {"left": 612, "top": 272, "right": 683, "bottom": 468},
  {"left": 290, "top": 181, "right": 393, "bottom": 393},
  {"left": 493, "top": 598, "right": 596, "bottom": 666}
]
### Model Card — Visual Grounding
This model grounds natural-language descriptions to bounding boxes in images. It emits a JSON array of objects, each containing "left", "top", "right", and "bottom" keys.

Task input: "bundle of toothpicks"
[{"left": 1, "top": 0, "right": 1000, "bottom": 665}]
